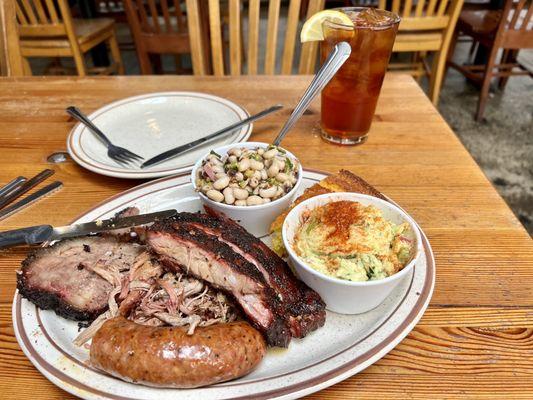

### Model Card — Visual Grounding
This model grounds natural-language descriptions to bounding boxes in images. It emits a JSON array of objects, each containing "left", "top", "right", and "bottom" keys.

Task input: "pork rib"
[
  {"left": 147, "top": 211, "right": 326, "bottom": 346},
  {"left": 171, "top": 209, "right": 326, "bottom": 338},
  {"left": 146, "top": 221, "right": 292, "bottom": 347}
]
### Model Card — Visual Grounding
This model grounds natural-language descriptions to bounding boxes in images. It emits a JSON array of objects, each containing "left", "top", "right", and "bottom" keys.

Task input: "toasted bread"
[
  {"left": 320, "top": 170, "right": 386, "bottom": 199},
  {"left": 270, "top": 169, "right": 386, "bottom": 256}
]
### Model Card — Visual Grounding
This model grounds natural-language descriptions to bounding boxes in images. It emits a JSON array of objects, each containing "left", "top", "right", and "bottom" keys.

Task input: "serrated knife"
[{"left": 0, "top": 209, "right": 176, "bottom": 249}]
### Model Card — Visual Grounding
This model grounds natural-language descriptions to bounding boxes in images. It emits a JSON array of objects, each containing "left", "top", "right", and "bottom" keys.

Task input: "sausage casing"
[{"left": 90, "top": 317, "right": 266, "bottom": 388}]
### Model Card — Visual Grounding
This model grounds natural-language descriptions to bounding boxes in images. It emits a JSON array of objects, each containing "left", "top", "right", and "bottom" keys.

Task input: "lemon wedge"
[{"left": 300, "top": 10, "right": 354, "bottom": 42}]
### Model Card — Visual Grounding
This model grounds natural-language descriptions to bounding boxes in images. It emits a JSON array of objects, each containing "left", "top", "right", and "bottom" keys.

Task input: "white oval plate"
[
  {"left": 13, "top": 169, "right": 435, "bottom": 400},
  {"left": 67, "top": 92, "right": 252, "bottom": 179}
]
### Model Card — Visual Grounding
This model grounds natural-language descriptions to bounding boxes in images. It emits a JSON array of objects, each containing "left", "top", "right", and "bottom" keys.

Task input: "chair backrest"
[
  {"left": 14, "top": 0, "right": 75, "bottom": 39},
  {"left": 379, "top": 0, "right": 464, "bottom": 53},
  {"left": 1, "top": 0, "right": 25, "bottom": 76},
  {"left": 185, "top": 0, "right": 325, "bottom": 76},
  {"left": 123, "top": 0, "right": 187, "bottom": 35},
  {"left": 123, "top": 0, "right": 189, "bottom": 53},
  {"left": 15, "top": 0, "right": 72, "bottom": 37},
  {"left": 378, "top": 0, "right": 463, "bottom": 31},
  {"left": 498, "top": 0, "right": 533, "bottom": 49}
]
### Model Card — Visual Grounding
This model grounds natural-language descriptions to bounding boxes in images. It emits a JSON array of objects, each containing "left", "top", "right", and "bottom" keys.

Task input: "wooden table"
[{"left": 0, "top": 75, "right": 532, "bottom": 399}]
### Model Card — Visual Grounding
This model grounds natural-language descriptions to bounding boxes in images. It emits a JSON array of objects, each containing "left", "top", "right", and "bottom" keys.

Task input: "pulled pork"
[{"left": 74, "top": 252, "right": 238, "bottom": 345}]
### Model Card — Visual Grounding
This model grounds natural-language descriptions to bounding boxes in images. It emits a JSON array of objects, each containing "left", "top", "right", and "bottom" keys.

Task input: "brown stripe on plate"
[
  {"left": 16, "top": 241, "right": 431, "bottom": 399},
  {"left": 16, "top": 295, "right": 138, "bottom": 400},
  {"left": 231, "top": 233, "right": 434, "bottom": 399},
  {"left": 70, "top": 93, "right": 251, "bottom": 174},
  {"left": 13, "top": 168, "right": 435, "bottom": 399}
]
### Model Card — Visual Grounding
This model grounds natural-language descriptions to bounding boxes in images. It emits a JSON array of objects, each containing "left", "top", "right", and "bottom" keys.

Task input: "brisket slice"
[
  {"left": 173, "top": 208, "right": 326, "bottom": 338},
  {"left": 17, "top": 236, "right": 144, "bottom": 321},
  {"left": 146, "top": 220, "right": 292, "bottom": 347}
]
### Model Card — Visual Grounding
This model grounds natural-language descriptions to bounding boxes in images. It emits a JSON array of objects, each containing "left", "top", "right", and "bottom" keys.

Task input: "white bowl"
[
  {"left": 191, "top": 142, "right": 303, "bottom": 237},
  {"left": 282, "top": 192, "right": 422, "bottom": 314}
]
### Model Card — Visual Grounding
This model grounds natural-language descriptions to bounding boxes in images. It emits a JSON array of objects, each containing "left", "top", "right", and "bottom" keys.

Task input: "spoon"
[{"left": 272, "top": 41, "right": 352, "bottom": 146}]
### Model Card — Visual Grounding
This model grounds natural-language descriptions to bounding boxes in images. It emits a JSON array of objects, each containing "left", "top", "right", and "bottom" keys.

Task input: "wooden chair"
[
  {"left": 380, "top": 0, "right": 465, "bottom": 105},
  {"left": 185, "top": 0, "right": 326, "bottom": 76},
  {"left": 122, "top": 0, "right": 190, "bottom": 74},
  {"left": 15, "top": 0, "right": 124, "bottom": 76},
  {"left": 1, "top": 0, "right": 25, "bottom": 76},
  {"left": 448, "top": 0, "right": 533, "bottom": 121}
]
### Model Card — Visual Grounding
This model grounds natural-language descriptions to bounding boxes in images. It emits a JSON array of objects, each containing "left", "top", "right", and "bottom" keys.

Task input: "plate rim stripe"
[
  {"left": 67, "top": 91, "right": 252, "bottom": 177},
  {"left": 28, "top": 174, "right": 417, "bottom": 387},
  {"left": 12, "top": 168, "right": 435, "bottom": 399}
]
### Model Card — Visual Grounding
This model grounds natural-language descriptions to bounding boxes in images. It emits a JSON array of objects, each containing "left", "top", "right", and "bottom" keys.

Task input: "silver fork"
[{"left": 66, "top": 106, "right": 144, "bottom": 166}]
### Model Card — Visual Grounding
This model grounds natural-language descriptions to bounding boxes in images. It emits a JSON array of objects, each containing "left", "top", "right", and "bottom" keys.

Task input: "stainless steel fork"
[{"left": 66, "top": 106, "right": 144, "bottom": 166}]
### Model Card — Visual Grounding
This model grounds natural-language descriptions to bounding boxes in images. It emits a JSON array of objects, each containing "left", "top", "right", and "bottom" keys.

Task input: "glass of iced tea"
[{"left": 320, "top": 8, "right": 400, "bottom": 145}]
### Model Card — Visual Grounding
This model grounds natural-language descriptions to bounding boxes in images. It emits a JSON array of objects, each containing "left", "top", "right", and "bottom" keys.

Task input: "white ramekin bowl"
[
  {"left": 191, "top": 142, "right": 303, "bottom": 237},
  {"left": 282, "top": 192, "right": 422, "bottom": 314}
]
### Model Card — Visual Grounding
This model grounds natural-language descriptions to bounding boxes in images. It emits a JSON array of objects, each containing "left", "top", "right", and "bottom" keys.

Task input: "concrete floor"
[{"left": 437, "top": 44, "right": 533, "bottom": 235}]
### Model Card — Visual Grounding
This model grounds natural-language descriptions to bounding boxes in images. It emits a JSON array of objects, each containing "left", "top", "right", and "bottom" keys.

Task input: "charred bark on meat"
[
  {"left": 147, "top": 221, "right": 293, "bottom": 347},
  {"left": 147, "top": 211, "right": 326, "bottom": 346},
  {"left": 170, "top": 209, "right": 326, "bottom": 337},
  {"left": 17, "top": 236, "right": 143, "bottom": 322}
]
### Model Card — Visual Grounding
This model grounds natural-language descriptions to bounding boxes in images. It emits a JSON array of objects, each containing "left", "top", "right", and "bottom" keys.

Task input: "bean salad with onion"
[{"left": 195, "top": 145, "right": 300, "bottom": 206}]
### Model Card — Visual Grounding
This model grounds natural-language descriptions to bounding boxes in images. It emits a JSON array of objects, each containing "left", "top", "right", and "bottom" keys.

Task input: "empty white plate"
[{"left": 67, "top": 92, "right": 252, "bottom": 179}]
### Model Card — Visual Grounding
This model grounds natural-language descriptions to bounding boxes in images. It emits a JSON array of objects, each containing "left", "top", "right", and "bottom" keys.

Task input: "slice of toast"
[
  {"left": 270, "top": 169, "right": 386, "bottom": 256},
  {"left": 320, "top": 170, "right": 386, "bottom": 199}
]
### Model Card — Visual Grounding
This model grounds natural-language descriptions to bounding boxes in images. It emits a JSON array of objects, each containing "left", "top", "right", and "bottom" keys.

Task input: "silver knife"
[
  {"left": 0, "top": 181, "right": 63, "bottom": 222},
  {"left": 0, "top": 176, "right": 26, "bottom": 199},
  {"left": 0, "top": 169, "right": 54, "bottom": 210},
  {"left": 140, "top": 104, "right": 283, "bottom": 169},
  {"left": 0, "top": 209, "right": 176, "bottom": 248}
]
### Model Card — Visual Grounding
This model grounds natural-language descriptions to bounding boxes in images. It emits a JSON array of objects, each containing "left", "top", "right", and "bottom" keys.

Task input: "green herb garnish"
[
  {"left": 306, "top": 218, "right": 318, "bottom": 234},
  {"left": 210, "top": 150, "right": 221, "bottom": 158},
  {"left": 342, "top": 254, "right": 358, "bottom": 259},
  {"left": 284, "top": 158, "right": 293, "bottom": 173},
  {"left": 225, "top": 162, "right": 238, "bottom": 171}
]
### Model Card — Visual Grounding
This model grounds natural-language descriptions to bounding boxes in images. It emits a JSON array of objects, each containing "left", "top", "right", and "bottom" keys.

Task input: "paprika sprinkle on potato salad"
[{"left": 293, "top": 201, "right": 413, "bottom": 282}]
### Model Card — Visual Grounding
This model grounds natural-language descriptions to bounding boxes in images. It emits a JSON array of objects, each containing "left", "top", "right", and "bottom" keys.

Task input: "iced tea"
[{"left": 321, "top": 8, "right": 400, "bottom": 144}]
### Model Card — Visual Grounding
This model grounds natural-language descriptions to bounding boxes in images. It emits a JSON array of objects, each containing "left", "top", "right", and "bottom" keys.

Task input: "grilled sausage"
[{"left": 90, "top": 317, "right": 266, "bottom": 388}]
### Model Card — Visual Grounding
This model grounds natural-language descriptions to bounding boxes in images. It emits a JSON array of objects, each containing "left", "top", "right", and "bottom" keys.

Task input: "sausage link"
[{"left": 90, "top": 317, "right": 266, "bottom": 388}]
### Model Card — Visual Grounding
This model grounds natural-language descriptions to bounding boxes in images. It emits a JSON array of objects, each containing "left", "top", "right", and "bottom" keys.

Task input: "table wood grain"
[{"left": 0, "top": 75, "right": 531, "bottom": 399}]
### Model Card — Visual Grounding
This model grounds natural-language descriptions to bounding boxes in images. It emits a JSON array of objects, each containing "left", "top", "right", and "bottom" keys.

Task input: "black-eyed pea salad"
[{"left": 195, "top": 145, "right": 299, "bottom": 206}]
